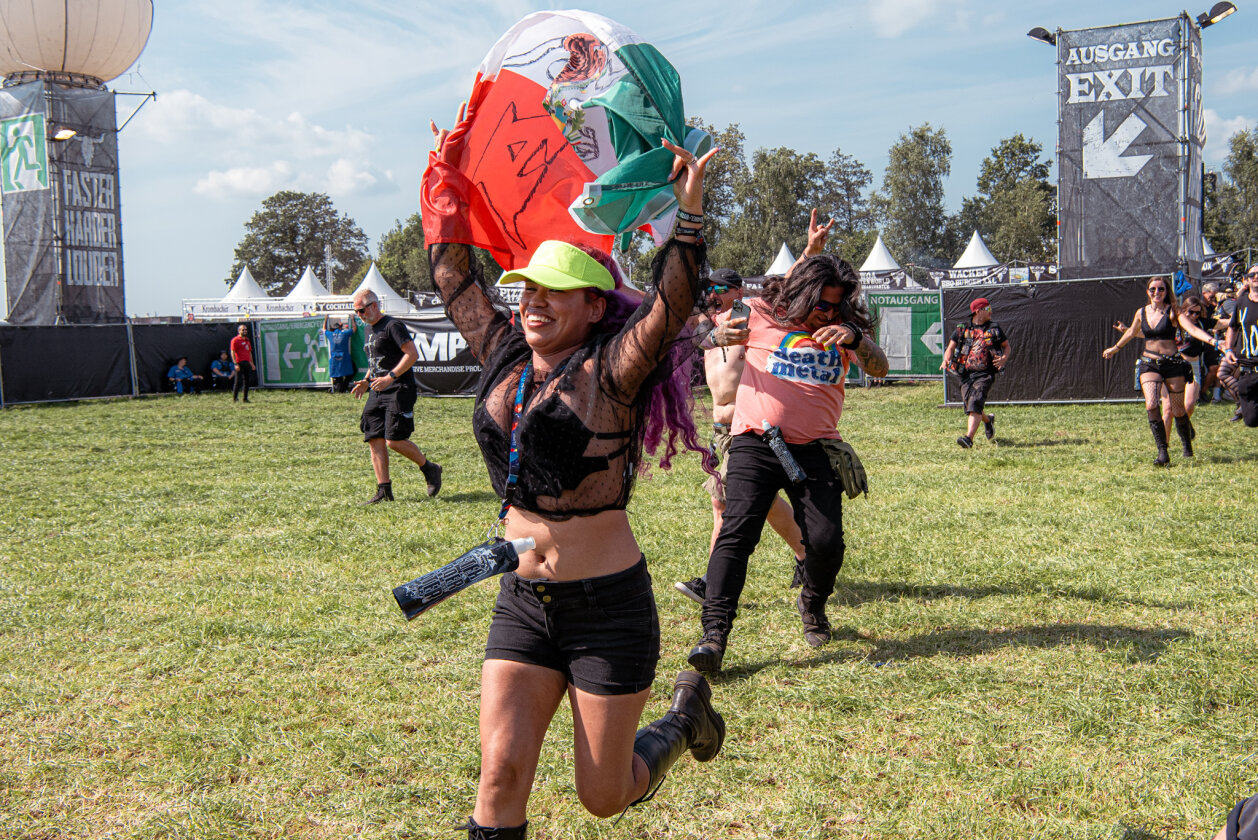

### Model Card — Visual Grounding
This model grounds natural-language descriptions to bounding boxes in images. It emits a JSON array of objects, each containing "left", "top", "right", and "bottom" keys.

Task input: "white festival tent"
[
  {"left": 859, "top": 234, "right": 901, "bottom": 273},
  {"left": 953, "top": 231, "right": 1000, "bottom": 269},
  {"left": 353, "top": 263, "right": 413, "bottom": 313},
  {"left": 766, "top": 243, "right": 796, "bottom": 276},
  {"left": 284, "top": 266, "right": 331, "bottom": 301},
  {"left": 222, "top": 267, "right": 268, "bottom": 301},
  {"left": 183, "top": 263, "right": 414, "bottom": 321},
  {"left": 1203, "top": 237, "right": 1216, "bottom": 256}
]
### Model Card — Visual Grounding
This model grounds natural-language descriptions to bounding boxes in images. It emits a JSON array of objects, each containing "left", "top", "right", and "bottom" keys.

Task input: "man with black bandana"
[
  {"left": 1221, "top": 265, "right": 1258, "bottom": 427},
  {"left": 350, "top": 289, "right": 443, "bottom": 503}
]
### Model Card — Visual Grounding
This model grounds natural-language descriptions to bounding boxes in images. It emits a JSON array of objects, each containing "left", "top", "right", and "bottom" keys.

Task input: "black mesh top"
[{"left": 429, "top": 239, "right": 704, "bottom": 520}]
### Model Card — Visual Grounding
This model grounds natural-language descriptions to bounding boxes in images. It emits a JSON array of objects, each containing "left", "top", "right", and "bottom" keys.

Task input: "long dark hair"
[{"left": 760, "top": 254, "right": 877, "bottom": 333}]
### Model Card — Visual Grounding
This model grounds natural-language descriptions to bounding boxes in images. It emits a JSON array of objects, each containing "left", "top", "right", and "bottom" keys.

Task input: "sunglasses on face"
[
  {"left": 707, "top": 284, "right": 730, "bottom": 294},
  {"left": 354, "top": 302, "right": 376, "bottom": 313},
  {"left": 1148, "top": 286, "right": 1166, "bottom": 293},
  {"left": 813, "top": 300, "right": 841, "bottom": 314}
]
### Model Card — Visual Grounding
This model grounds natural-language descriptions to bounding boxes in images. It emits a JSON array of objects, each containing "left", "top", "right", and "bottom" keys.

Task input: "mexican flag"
[{"left": 421, "top": 10, "right": 710, "bottom": 270}]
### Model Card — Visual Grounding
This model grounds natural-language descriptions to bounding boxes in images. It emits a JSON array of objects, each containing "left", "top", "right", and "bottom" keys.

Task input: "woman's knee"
[
  {"left": 477, "top": 754, "right": 534, "bottom": 804},
  {"left": 574, "top": 776, "right": 634, "bottom": 819}
]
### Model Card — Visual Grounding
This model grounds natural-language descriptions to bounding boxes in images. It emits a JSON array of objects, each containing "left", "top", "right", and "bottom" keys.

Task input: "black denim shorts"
[
  {"left": 360, "top": 384, "right": 416, "bottom": 441},
  {"left": 485, "top": 556, "right": 660, "bottom": 695}
]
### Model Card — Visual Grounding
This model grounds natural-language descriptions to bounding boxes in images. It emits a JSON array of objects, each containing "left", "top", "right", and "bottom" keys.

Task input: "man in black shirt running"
[
  {"left": 1222, "top": 266, "right": 1258, "bottom": 427},
  {"left": 350, "top": 290, "right": 444, "bottom": 503}
]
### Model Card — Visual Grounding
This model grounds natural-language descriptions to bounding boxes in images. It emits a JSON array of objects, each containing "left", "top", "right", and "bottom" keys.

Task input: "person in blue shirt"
[
  {"left": 167, "top": 357, "right": 203, "bottom": 395},
  {"left": 323, "top": 315, "right": 357, "bottom": 393},
  {"left": 209, "top": 351, "right": 234, "bottom": 391}
]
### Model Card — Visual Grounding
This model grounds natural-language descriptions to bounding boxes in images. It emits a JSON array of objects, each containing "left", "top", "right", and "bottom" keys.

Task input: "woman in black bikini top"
[{"left": 1103, "top": 275, "right": 1222, "bottom": 465}]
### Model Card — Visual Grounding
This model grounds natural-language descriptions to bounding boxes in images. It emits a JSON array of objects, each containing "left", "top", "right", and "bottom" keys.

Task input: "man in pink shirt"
[{"left": 688, "top": 250, "right": 887, "bottom": 672}]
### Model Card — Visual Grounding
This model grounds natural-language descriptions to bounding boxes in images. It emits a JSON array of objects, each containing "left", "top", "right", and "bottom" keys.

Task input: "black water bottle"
[
  {"left": 762, "top": 421, "right": 807, "bottom": 484},
  {"left": 393, "top": 536, "right": 536, "bottom": 620}
]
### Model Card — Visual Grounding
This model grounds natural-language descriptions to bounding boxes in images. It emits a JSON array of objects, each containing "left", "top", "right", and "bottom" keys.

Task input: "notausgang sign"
[{"left": 1056, "top": 16, "right": 1203, "bottom": 280}]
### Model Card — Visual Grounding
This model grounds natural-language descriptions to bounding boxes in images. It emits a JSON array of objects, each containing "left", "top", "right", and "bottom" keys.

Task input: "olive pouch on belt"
[{"left": 820, "top": 439, "right": 868, "bottom": 499}]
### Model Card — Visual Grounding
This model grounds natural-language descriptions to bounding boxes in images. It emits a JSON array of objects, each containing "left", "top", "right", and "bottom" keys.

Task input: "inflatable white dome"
[{"left": 0, "top": 0, "right": 153, "bottom": 85}]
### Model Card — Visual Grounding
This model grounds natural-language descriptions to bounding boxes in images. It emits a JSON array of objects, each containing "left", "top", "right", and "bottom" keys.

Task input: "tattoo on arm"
[{"left": 853, "top": 337, "right": 889, "bottom": 378}]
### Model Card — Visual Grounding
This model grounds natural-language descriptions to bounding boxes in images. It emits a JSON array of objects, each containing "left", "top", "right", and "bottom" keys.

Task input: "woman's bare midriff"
[
  {"left": 504, "top": 507, "right": 642, "bottom": 581},
  {"left": 1143, "top": 338, "right": 1178, "bottom": 357}
]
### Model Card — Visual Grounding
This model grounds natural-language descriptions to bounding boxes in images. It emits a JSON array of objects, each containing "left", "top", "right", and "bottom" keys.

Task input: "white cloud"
[
  {"left": 194, "top": 161, "right": 295, "bottom": 199},
  {"left": 868, "top": 0, "right": 949, "bottom": 38},
  {"left": 1216, "top": 66, "right": 1258, "bottom": 96},
  {"left": 325, "top": 158, "right": 396, "bottom": 198},
  {"left": 134, "top": 90, "right": 371, "bottom": 160},
  {"left": 1203, "top": 108, "right": 1257, "bottom": 164}
]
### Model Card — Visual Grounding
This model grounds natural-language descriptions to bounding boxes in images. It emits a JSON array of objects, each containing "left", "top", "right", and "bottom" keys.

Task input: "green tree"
[
  {"left": 872, "top": 123, "right": 953, "bottom": 267},
  {"left": 819, "top": 149, "right": 874, "bottom": 235},
  {"left": 376, "top": 213, "right": 433, "bottom": 294},
  {"left": 687, "top": 119, "right": 748, "bottom": 251},
  {"left": 227, "top": 191, "right": 369, "bottom": 295},
  {"left": 712, "top": 146, "right": 826, "bottom": 275},
  {"left": 955, "top": 134, "right": 1055, "bottom": 262},
  {"left": 1211, "top": 129, "right": 1258, "bottom": 254}
]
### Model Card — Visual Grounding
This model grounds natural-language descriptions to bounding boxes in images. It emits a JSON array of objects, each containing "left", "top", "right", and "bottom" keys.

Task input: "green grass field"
[{"left": 1, "top": 384, "right": 1255, "bottom": 840}]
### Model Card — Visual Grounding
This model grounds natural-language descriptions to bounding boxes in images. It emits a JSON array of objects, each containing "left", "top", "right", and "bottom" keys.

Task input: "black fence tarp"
[
  {"left": 942, "top": 278, "right": 1147, "bottom": 404},
  {"left": 0, "top": 325, "right": 132, "bottom": 404},
  {"left": 131, "top": 323, "right": 240, "bottom": 395}
]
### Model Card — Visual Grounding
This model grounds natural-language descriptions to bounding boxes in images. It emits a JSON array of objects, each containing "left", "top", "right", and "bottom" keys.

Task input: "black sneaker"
[
  {"left": 673, "top": 576, "right": 706, "bottom": 605},
  {"left": 957, "top": 435, "right": 973, "bottom": 449},
  {"left": 687, "top": 628, "right": 728, "bottom": 672},
  {"left": 797, "top": 593, "right": 832, "bottom": 647},
  {"left": 365, "top": 484, "right": 394, "bottom": 505},
  {"left": 420, "top": 461, "right": 443, "bottom": 497},
  {"left": 1233, "top": 407, "right": 1244, "bottom": 422},
  {"left": 984, "top": 414, "right": 996, "bottom": 440}
]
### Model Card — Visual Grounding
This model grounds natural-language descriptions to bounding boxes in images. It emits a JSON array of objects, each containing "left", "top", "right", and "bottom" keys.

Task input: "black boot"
[
  {"left": 1147, "top": 409, "right": 1170, "bottom": 466},
  {"left": 629, "top": 671, "right": 726, "bottom": 806},
  {"left": 421, "top": 460, "right": 443, "bottom": 497},
  {"left": 687, "top": 628, "right": 728, "bottom": 672},
  {"left": 797, "top": 592, "right": 832, "bottom": 647},
  {"left": 1174, "top": 415, "right": 1194, "bottom": 457},
  {"left": 365, "top": 482, "right": 394, "bottom": 505},
  {"left": 455, "top": 816, "right": 527, "bottom": 838}
]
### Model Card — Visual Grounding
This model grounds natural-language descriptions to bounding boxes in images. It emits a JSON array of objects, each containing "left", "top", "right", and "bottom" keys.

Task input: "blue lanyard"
[{"left": 498, "top": 363, "right": 533, "bottom": 521}]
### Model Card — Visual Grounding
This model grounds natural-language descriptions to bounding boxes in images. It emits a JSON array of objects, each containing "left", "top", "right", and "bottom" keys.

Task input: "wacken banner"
[
  {"left": 1056, "top": 16, "right": 1204, "bottom": 281},
  {"left": 859, "top": 269, "right": 929, "bottom": 291},
  {"left": 930, "top": 263, "right": 1058, "bottom": 288}
]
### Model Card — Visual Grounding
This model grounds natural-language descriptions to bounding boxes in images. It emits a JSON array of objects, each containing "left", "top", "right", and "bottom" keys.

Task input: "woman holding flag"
[{"left": 422, "top": 100, "right": 723, "bottom": 836}]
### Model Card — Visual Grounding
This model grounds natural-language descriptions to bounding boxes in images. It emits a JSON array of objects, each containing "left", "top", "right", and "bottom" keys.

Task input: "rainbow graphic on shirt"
[{"left": 765, "top": 332, "right": 848, "bottom": 385}]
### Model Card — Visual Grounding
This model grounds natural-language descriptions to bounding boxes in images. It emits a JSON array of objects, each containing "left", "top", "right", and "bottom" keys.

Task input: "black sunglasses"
[
  {"left": 354, "top": 301, "right": 376, "bottom": 313},
  {"left": 813, "top": 300, "right": 841, "bottom": 314}
]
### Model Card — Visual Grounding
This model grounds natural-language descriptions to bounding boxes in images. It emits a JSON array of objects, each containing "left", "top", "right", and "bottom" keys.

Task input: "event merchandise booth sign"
[
  {"left": 256, "top": 315, "right": 480, "bottom": 395},
  {"left": 1057, "top": 16, "right": 1204, "bottom": 281},
  {"left": 867, "top": 290, "right": 943, "bottom": 378}
]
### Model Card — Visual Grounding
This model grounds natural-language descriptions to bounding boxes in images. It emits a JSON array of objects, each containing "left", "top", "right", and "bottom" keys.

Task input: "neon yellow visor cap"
[{"left": 497, "top": 241, "right": 615, "bottom": 292}]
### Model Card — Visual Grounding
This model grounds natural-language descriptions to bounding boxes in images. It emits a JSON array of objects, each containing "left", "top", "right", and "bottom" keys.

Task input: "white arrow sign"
[
  {"left": 282, "top": 343, "right": 303, "bottom": 368},
  {"left": 1082, "top": 111, "right": 1153, "bottom": 179},
  {"left": 921, "top": 321, "right": 943, "bottom": 356}
]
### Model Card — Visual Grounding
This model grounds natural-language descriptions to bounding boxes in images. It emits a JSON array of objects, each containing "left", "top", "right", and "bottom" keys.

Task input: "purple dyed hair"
[{"left": 575, "top": 244, "right": 710, "bottom": 475}]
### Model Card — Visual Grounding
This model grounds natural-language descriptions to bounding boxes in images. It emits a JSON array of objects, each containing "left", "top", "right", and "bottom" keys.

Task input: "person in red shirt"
[{"left": 229, "top": 323, "right": 255, "bottom": 403}]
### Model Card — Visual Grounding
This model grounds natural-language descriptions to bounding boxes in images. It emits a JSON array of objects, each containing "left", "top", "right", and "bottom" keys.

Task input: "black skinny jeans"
[
  {"left": 702, "top": 432, "right": 846, "bottom": 634},
  {"left": 233, "top": 364, "right": 252, "bottom": 400}
]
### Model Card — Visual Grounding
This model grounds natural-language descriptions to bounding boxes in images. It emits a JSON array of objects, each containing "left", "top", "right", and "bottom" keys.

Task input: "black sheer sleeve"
[
  {"left": 600, "top": 238, "right": 705, "bottom": 402},
  {"left": 428, "top": 243, "right": 512, "bottom": 365}
]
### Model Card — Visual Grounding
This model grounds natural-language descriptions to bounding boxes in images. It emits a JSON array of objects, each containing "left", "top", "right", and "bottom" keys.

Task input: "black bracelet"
[
  {"left": 676, "top": 209, "right": 704, "bottom": 224},
  {"left": 840, "top": 322, "right": 862, "bottom": 349}
]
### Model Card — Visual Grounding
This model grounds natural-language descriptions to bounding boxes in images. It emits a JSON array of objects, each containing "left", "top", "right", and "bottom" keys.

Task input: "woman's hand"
[
  {"left": 804, "top": 208, "right": 836, "bottom": 257},
  {"left": 662, "top": 138, "right": 717, "bottom": 216},
  {"left": 1112, "top": 320, "right": 1128, "bottom": 333},
  {"left": 1102, "top": 346, "right": 1118, "bottom": 360},
  {"left": 429, "top": 102, "right": 466, "bottom": 154}
]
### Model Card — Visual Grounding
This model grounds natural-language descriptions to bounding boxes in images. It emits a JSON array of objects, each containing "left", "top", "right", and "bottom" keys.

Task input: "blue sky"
[{"left": 113, "top": 0, "right": 1257, "bottom": 315}]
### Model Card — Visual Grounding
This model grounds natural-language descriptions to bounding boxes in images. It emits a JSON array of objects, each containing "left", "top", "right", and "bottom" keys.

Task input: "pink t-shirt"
[{"left": 730, "top": 298, "right": 850, "bottom": 443}]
